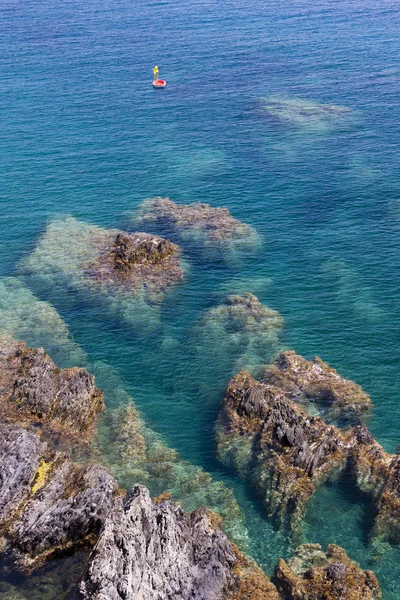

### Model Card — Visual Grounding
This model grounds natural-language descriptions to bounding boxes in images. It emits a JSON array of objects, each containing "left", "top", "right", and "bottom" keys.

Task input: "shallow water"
[{"left": 1, "top": 0, "right": 400, "bottom": 597}]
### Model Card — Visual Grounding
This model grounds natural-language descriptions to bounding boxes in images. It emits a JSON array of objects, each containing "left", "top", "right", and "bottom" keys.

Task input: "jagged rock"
[
  {"left": 273, "top": 543, "right": 381, "bottom": 599},
  {"left": 75, "top": 485, "right": 278, "bottom": 600},
  {"left": 132, "top": 196, "right": 261, "bottom": 257},
  {"left": 87, "top": 230, "right": 183, "bottom": 292},
  {"left": 216, "top": 371, "right": 349, "bottom": 538},
  {"left": 9, "top": 460, "right": 119, "bottom": 571},
  {"left": 0, "top": 337, "right": 104, "bottom": 440},
  {"left": 263, "top": 351, "right": 372, "bottom": 424},
  {"left": 0, "top": 422, "right": 119, "bottom": 572},
  {"left": 217, "top": 363, "right": 400, "bottom": 545},
  {"left": 349, "top": 426, "right": 400, "bottom": 544},
  {"left": 372, "top": 455, "right": 400, "bottom": 544},
  {"left": 0, "top": 424, "right": 45, "bottom": 528}
]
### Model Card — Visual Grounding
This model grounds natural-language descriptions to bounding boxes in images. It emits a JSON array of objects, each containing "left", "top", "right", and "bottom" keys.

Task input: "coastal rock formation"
[
  {"left": 0, "top": 423, "right": 119, "bottom": 572},
  {"left": 260, "top": 97, "right": 352, "bottom": 130},
  {"left": 132, "top": 196, "right": 261, "bottom": 257},
  {"left": 216, "top": 370, "right": 349, "bottom": 537},
  {"left": 350, "top": 426, "right": 400, "bottom": 544},
  {"left": 263, "top": 351, "right": 372, "bottom": 424},
  {"left": 0, "top": 424, "right": 45, "bottom": 528},
  {"left": 0, "top": 336, "right": 104, "bottom": 440},
  {"left": 274, "top": 543, "right": 381, "bottom": 599},
  {"left": 20, "top": 217, "right": 184, "bottom": 329},
  {"left": 217, "top": 357, "right": 400, "bottom": 544},
  {"left": 76, "top": 485, "right": 278, "bottom": 600}
]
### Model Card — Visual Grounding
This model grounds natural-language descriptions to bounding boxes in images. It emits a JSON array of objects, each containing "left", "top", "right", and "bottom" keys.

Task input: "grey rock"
[
  {"left": 76, "top": 485, "right": 237, "bottom": 600},
  {"left": 10, "top": 461, "right": 119, "bottom": 568},
  {"left": 0, "top": 424, "right": 45, "bottom": 526}
]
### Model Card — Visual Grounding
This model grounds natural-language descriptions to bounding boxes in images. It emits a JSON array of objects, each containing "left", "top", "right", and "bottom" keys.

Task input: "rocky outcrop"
[
  {"left": 0, "top": 423, "right": 119, "bottom": 572},
  {"left": 75, "top": 485, "right": 278, "bottom": 600},
  {"left": 263, "top": 351, "right": 372, "bottom": 424},
  {"left": 274, "top": 543, "right": 381, "bottom": 600},
  {"left": 216, "top": 359, "right": 400, "bottom": 544},
  {"left": 216, "top": 370, "right": 349, "bottom": 538},
  {"left": 349, "top": 426, "right": 399, "bottom": 544},
  {"left": 20, "top": 217, "right": 184, "bottom": 329},
  {"left": 0, "top": 337, "right": 104, "bottom": 440},
  {"left": 87, "top": 231, "right": 183, "bottom": 293},
  {"left": 132, "top": 197, "right": 261, "bottom": 257}
]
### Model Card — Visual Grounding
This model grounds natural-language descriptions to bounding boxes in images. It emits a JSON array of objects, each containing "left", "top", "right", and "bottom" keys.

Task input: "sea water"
[{"left": 1, "top": 0, "right": 400, "bottom": 597}]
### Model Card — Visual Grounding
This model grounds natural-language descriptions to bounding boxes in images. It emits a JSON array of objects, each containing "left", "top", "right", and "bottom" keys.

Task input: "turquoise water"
[{"left": 1, "top": 0, "right": 400, "bottom": 597}]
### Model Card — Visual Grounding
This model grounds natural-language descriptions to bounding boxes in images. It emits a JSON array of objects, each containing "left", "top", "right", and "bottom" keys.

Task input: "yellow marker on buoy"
[{"left": 152, "top": 65, "right": 167, "bottom": 88}]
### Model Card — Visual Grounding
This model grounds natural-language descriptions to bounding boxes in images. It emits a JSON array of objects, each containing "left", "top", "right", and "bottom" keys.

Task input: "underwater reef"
[
  {"left": 216, "top": 351, "right": 400, "bottom": 544},
  {"left": 176, "top": 292, "right": 283, "bottom": 409},
  {"left": 260, "top": 97, "right": 352, "bottom": 130},
  {"left": 130, "top": 196, "right": 262, "bottom": 259},
  {"left": 20, "top": 217, "right": 184, "bottom": 329}
]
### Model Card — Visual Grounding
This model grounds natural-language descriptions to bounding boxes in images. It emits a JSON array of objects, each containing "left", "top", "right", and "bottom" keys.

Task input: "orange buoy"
[{"left": 153, "top": 79, "right": 167, "bottom": 88}]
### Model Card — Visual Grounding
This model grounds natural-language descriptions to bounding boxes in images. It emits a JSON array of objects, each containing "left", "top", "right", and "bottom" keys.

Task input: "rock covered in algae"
[
  {"left": 97, "top": 403, "right": 249, "bottom": 548},
  {"left": 349, "top": 425, "right": 400, "bottom": 545},
  {"left": 216, "top": 370, "right": 349, "bottom": 538},
  {"left": 86, "top": 230, "right": 183, "bottom": 290},
  {"left": 0, "top": 336, "right": 104, "bottom": 440},
  {"left": 263, "top": 350, "right": 372, "bottom": 424},
  {"left": 192, "top": 293, "right": 283, "bottom": 378},
  {"left": 216, "top": 358, "right": 400, "bottom": 545},
  {"left": 132, "top": 196, "right": 261, "bottom": 257},
  {"left": 75, "top": 485, "right": 278, "bottom": 600},
  {"left": 0, "top": 422, "right": 119, "bottom": 572},
  {"left": 260, "top": 97, "right": 352, "bottom": 130},
  {"left": 20, "top": 217, "right": 184, "bottom": 328},
  {"left": 274, "top": 543, "right": 381, "bottom": 600}
]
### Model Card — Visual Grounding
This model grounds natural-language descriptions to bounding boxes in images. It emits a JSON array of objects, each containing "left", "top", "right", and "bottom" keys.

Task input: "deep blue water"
[{"left": 1, "top": 0, "right": 400, "bottom": 597}]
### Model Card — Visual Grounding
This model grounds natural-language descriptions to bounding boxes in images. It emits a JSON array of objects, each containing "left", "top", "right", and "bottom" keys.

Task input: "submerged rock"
[
  {"left": 131, "top": 196, "right": 261, "bottom": 258},
  {"left": 0, "top": 277, "right": 85, "bottom": 367},
  {"left": 0, "top": 336, "right": 104, "bottom": 440},
  {"left": 192, "top": 293, "right": 283, "bottom": 377},
  {"left": 216, "top": 370, "right": 349, "bottom": 538},
  {"left": 260, "top": 97, "right": 352, "bottom": 130},
  {"left": 75, "top": 485, "right": 278, "bottom": 600},
  {"left": 0, "top": 423, "right": 119, "bottom": 572},
  {"left": 20, "top": 217, "right": 184, "bottom": 329},
  {"left": 274, "top": 543, "right": 381, "bottom": 599},
  {"left": 263, "top": 351, "right": 372, "bottom": 424}
]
